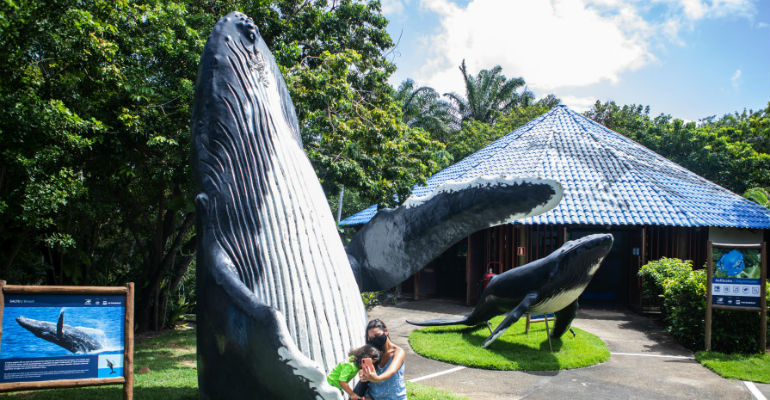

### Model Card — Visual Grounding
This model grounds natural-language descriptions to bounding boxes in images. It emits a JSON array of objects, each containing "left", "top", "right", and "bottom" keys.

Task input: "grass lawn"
[
  {"left": 0, "top": 325, "right": 463, "bottom": 399},
  {"left": 409, "top": 316, "right": 609, "bottom": 371},
  {"left": 695, "top": 351, "right": 770, "bottom": 383}
]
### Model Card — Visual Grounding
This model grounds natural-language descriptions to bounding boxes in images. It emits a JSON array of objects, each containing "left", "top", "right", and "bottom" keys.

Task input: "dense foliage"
[
  {"left": 0, "top": 0, "right": 443, "bottom": 331},
  {"left": 639, "top": 258, "right": 769, "bottom": 353}
]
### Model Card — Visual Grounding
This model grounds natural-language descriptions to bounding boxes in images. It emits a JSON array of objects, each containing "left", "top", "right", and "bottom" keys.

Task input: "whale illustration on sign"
[
  {"left": 191, "top": 12, "right": 566, "bottom": 399},
  {"left": 16, "top": 312, "right": 103, "bottom": 353},
  {"left": 407, "top": 234, "right": 613, "bottom": 347}
]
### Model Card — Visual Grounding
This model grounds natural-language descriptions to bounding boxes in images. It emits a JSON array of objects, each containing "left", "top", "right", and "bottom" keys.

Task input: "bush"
[
  {"left": 638, "top": 258, "right": 693, "bottom": 312},
  {"left": 639, "top": 258, "right": 769, "bottom": 353}
]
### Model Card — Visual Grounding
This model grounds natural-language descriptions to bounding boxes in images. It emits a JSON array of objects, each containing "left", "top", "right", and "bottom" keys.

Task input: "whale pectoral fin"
[
  {"left": 348, "top": 177, "right": 563, "bottom": 291},
  {"left": 198, "top": 247, "right": 341, "bottom": 399},
  {"left": 196, "top": 194, "right": 340, "bottom": 400},
  {"left": 57, "top": 312, "right": 63, "bottom": 339},
  {"left": 551, "top": 299, "right": 579, "bottom": 338},
  {"left": 482, "top": 291, "right": 539, "bottom": 348}
]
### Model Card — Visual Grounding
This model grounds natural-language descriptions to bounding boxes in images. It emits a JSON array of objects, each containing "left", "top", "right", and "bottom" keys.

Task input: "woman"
[{"left": 360, "top": 319, "right": 407, "bottom": 400}]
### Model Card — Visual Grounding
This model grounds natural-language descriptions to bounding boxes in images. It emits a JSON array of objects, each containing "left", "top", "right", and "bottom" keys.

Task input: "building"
[{"left": 341, "top": 106, "right": 770, "bottom": 309}]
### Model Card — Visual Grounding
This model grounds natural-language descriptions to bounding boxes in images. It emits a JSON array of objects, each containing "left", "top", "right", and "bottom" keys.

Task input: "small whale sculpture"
[
  {"left": 407, "top": 234, "right": 613, "bottom": 347},
  {"left": 16, "top": 312, "right": 102, "bottom": 353}
]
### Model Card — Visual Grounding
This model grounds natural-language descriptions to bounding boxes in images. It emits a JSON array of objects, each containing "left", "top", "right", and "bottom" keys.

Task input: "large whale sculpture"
[
  {"left": 191, "top": 12, "right": 563, "bottom": 399},
  {"left": 407, "top": 234, "right": 613, "bottom": 347},
  {"left": 16, "top": 312, "right": 102, "bottom": 353}
]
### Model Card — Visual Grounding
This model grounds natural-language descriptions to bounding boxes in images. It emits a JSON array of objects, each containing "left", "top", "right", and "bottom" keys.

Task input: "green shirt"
[{"left": 327, "top": 356, "right": 359, "bottom": 390}]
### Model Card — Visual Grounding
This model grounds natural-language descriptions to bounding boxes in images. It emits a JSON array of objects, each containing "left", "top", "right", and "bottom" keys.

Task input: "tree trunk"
[{"left": 135, "top": 211, "right": 195, "bottom": 332}]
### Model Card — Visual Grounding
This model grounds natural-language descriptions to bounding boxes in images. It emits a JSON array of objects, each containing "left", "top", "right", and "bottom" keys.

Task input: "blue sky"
[{"left": 380, "top": 0, "right": 769, "bottom": 121}]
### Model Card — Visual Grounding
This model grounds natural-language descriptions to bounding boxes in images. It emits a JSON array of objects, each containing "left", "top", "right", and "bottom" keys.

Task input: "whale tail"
[{"left": 406, "top": 316, "right": 471, "bottom": 327}]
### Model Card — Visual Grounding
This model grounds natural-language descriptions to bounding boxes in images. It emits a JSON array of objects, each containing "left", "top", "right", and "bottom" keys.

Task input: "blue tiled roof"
[{"left": 340, "top": 105, "right": 770, "bottom": 229}]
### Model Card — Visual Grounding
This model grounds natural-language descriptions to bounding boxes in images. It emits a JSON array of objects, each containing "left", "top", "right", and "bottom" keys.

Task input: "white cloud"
[
  {"left": 560, "top": 95, "right": 598, "bottom": 113},
  {"left": 415, "top": 0, "right": 652, "bottom": 94},
  {"left": 731, "top": 69, "right": 742, "bottom": 89},
  {"left": 409, "top": 0, "right": 756, "bottom": 96},
  {"left": 381, "top": 0, "right": 406, "bottom": 16}
]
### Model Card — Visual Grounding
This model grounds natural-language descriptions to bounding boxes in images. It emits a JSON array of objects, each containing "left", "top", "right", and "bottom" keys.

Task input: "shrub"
[
  {"left": 639, "top": 258, "right": 769, "bottom": 353},
  {"left": 639, "top": 258, "right": 693, "bottom": 312},
  {"left": 361, "top": 291, "right": 380, "bottom": 310}
]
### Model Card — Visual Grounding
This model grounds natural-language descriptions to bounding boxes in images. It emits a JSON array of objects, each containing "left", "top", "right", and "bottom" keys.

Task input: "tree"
[
  {"left": 744, "top": 187, "right": 769, "bottom": 208},
  {"left": 445, "top": 60, "right": 529, "bottom": 124},
  {"left": 286, "top": 50, "right": 446, "bottom": 207},
  {"left": 0, "top": 0, "right": 445, "bottom": 330},
  {"left": 394, "top": 78, "right": 457, "bottom": 143}
]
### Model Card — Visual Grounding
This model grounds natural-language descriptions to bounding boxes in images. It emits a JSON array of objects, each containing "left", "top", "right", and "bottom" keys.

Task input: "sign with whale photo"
[
  {"left": 710, "top": 245, "right": 762, "bottom": 308},
  {"left": 0, "top": 283, "right": 134, "bottom": 399},
  {"left": 0, "top": 294, "right": 125, "bottom": 383},
  {"left": 704, "top": 242, "right": 767, "bottom": 352}
]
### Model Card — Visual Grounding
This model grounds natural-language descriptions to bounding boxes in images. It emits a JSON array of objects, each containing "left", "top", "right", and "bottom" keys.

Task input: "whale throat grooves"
[{"left": 192, "top": 13, "right": 366, "bottom": 373}]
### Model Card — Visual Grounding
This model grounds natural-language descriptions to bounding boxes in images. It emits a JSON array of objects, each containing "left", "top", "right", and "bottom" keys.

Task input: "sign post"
[
  {"left": 0, "top": 282, "right": 134, "bottom": 398},
  {"left": 705, "top": 242, "right": 767, "bottom": 353}
]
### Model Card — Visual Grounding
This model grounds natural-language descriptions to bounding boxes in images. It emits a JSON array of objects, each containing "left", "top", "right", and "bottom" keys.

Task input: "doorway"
[{"left": 570, "top": 229, "right": 631, "bottom": 307}]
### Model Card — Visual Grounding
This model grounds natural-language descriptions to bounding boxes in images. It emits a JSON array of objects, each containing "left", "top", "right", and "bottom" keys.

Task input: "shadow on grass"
[
  {"left": 0, "top": 386, "right": 198, "bottom": 400},
  {"left": 134, "top": 348, "right": 196, "bottom": 371}
]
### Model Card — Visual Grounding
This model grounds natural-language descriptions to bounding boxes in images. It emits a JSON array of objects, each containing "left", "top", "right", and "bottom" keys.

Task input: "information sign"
[{"left": 0, "top": 283, "right": 134, "bottom": 399}]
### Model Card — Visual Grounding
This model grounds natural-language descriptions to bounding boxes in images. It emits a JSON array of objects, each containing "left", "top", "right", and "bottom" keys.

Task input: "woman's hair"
[
  {"left": 366, "top": 319, "right": 387, "bottom": 339},
  {"left": 349, "top": 344, "right": 380, "bottom": 366}
]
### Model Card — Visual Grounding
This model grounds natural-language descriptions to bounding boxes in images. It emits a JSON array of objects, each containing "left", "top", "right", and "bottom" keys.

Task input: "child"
[{"left": 327, "top": 344, "right": 380, "bottom": 400}]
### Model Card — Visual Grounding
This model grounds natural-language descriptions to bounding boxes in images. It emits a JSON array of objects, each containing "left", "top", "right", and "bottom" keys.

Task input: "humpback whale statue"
[
  {"left": 192, "top": 12, "right": 563, "bottom": 399},
  {"left": 407, "top": 234, "right": 614, "bottom": 347},
  {"left": 16, "top": 312, "right": 102, "bottom": 353}
]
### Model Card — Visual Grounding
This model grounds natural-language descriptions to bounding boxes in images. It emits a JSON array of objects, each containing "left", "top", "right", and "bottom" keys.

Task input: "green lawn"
[
  {"left": 406, "top": 382, "right": 469, "bottom": 400},
  {"left": 409, "top": 316, "right": 610, "bottom": 371},
  {"left": 695, "top": 351, "right": 770, "bottom": 383},
  {"left": 0, "top": 326, "right": 462, "bottom": 399}
]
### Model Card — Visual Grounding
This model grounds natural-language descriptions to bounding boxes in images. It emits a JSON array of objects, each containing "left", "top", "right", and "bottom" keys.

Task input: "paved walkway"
[{"left": 369, "top": 299, "right": 769, "bottom": 400}]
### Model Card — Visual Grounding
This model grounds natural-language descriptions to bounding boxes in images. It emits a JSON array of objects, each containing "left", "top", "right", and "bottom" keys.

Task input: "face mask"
[{"left": 368, "top": 334, "right": 387, "bottom": 351}]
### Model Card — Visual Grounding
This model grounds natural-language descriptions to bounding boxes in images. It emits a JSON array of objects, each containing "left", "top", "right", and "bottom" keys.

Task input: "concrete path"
[{"left": 368, "top": 299, "right": 768, "bottom": 400}]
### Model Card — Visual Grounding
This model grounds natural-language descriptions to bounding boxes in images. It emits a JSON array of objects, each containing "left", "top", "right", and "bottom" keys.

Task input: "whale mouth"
[{"left": 15, "top": 316, "right": 37, "bottom": 330}]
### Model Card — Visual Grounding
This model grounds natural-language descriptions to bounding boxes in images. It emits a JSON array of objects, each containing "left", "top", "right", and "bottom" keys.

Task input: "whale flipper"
[
  {"left": 57, "top": 312, "right": 64, "bottom": 339},
  {"left": 405, "top": 316, "right": 471, "bottom": 327},
  {"left": 196, "top": 195, "right": 340, "bottom": 399},
  {"left": 348, "top": 177, "right": 563, "bottom": 291},
  {"left": 482, "top": 291, "right": 539, "bottom": 348},
  {"left": 551, "top": 300, "right": 579, "bottom": 338}
]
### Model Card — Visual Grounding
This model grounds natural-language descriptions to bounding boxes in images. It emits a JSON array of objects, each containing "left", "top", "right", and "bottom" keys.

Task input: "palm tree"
[
  {"left": 744, "top": 187, "right": 770, "bottom": 208},
  {"left": 394, "top": 79, "right": 458, "bottom": 142},
  {"left": 445, "top": 60, "right": 528, "bottom": 124}
]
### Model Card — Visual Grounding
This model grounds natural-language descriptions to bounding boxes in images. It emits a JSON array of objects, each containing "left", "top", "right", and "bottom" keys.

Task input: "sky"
[{"left": 380, "top": 0, "right": 770, "bottom": 121}]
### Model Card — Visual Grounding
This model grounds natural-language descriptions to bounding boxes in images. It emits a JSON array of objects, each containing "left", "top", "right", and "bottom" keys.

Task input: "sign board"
[
  {"left": 0, "top": 283, "right": 134, "bottom": 399},
  {"left": 705, "top": 242, "right": 767, "bottom": 352},
  {"left": 710, "top": 246, "right": 762, "bottom": 308}
]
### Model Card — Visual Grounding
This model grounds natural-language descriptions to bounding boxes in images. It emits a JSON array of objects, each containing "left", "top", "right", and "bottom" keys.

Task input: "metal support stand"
[
  {"left": 486, "top": 321, "right": 493, "bottom": 335},
  {"left": 544, "top": 316, "right": 554, "bottom": 352}
]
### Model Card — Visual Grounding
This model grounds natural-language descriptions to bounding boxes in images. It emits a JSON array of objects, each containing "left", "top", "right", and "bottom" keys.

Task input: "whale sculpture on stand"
[
  {"left": 407, "top": 234, "right": 614, "bottom": 348},
  {"left": 191, "top": 12, "right": 563, "bottom": 399}
]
